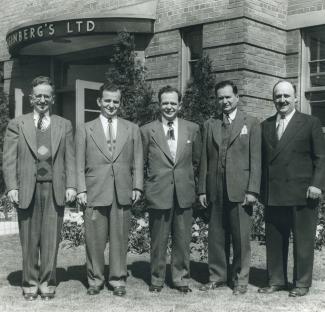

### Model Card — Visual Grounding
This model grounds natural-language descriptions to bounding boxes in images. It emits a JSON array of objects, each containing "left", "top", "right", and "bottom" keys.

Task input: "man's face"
[
  {"left": 217, "top": 85, "right": 239, "bottom": 114},
  {"left": 30, "top": 84, "right": 54, "bottom": 114},
  {"left": 160, "top": 91, "right": 181, "bottom": 121},
  {"left": 273, "top": 81, "right": 297, "bottom": 116},
  {"left": 97, "top": 90, "right": 121, "bottom": 118}
]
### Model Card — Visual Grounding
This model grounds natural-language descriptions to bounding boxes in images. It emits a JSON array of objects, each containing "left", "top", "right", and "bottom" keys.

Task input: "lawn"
[{"left": 0, "top": 234, "right": 325, "bottom": 312}]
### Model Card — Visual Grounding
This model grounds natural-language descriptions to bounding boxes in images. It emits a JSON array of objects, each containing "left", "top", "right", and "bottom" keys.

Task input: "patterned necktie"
[
  {"left": 107, "top": 118, "right": 114, "bottom": 154},
  {"left": 223, "top": 113, "right": 230, "bottom": 127},
  {"left": 167, "top": 121, "right": 175, "bottom": 140},
  {"left": 37, "top": 113, "right": 45, "bottom": 130},
  {"left": 277, "top": 115, "right": 286, "bottom": 140}
]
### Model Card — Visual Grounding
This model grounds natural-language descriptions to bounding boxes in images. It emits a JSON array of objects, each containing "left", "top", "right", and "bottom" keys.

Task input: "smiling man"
[
  {"left": 3, "top": 76, "right": 76, "bottom": 300},
  {"left": 198, "top": 80, "right": 261, "bottom": 295},
  {"left": 76, "top": 82, "right": 143, "bottom": 297},
  {"left": 141, "top": 85, "right": 201, "bottom": 293},
  {"left": 258, "top": 80, "right": 325, "bottom": 297}
]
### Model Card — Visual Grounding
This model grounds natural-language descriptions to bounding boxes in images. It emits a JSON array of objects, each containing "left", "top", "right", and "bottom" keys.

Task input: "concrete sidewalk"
[{"left": 0, "top": 221, "right": 19, "bottom": 235}]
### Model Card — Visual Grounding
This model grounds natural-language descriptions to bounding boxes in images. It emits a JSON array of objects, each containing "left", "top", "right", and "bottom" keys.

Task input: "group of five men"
[{"left": 3, "top": 76, "right": 325, "bottom": 301}]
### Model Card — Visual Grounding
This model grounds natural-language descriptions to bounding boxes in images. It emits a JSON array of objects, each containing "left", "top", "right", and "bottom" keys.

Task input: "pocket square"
[
  {"left": 240, "top": 125, "right": 248, "bottom": 135},
  {"left": 186, "top": 140, "right": 192, "bottom": 144}
]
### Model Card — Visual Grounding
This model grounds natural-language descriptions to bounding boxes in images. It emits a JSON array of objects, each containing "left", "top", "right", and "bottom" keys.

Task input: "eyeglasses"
[{"left": 32, "top": 94, "right": 53, "bottom": 101}]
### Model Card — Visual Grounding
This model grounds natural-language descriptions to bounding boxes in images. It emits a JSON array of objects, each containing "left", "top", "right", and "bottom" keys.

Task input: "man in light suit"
[
  {"left": 3, "top": 76, "right": 76, "bottom": 300},
  {"left": 141, "top": 85, "right": 201, "bottom": 293},
  {"left": 198, "top": 80, "right": 261, "bottom": 295},
  {"left": 258, "top": 80, "right": 325, "bottom": 297},
  {"left": 76, "top": 82, "right": 143, "bottom": 297}
]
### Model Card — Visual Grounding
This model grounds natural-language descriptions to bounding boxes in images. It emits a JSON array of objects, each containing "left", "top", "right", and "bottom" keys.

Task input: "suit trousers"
[
  {"left": 149, "top": 202, "right": 193, "bottom": 287},
  {"left": 265, "top": 204, "right": 318, "bottom": 287},
  {"left": 84, "top": 190, "right": 131, "bottom": 288},
  {"left": 208, "top": 199, "right": 252, "bottom": 286},
  {"left": 17, "top": 181, "right": 63, "bottom": 295}
]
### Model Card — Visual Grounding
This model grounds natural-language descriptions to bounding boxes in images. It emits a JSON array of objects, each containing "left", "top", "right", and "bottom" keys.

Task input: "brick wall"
[{"left": 288, "top": 0, "right": 324, "bottom": 15}]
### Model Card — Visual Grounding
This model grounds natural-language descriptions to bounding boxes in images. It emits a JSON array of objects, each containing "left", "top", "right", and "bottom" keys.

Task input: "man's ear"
[{"left": 97, "top": 97, "right": 101, "bottom": 108}]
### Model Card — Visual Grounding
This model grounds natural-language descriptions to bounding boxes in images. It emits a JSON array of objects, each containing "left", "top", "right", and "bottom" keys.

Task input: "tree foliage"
[
  {"left": 181, "top": 55, "right": 217, "bottom": 126},
  {"left": 105, "top": 31, "right": 156, "bottom": 126},
  {"left": 0, "top": 89, "right": 9, "bottom": 194}
]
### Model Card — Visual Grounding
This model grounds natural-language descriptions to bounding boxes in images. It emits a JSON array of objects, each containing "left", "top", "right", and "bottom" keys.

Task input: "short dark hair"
[
  {"left": 31, "top": 76, "right": 55, "bottom": 93},
  {"left": 158, "top": 85, "right": 182, "bottom": 103},
  {"left": 215, "top": 80, "right": 238, "bottom": 96},
  {"left": 272, "top": 80, "right": 297, "bottom": 97},
  {"left": 98, "top": 82, "right": 121, "bottom": 98}
]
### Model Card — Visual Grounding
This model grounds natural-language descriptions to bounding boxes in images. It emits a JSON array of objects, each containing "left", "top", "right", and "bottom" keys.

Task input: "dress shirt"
[
  {"left": 162, "top": 116, "right": 178, "bottom": 160},
  {"left": 100, "top": 114, "right": 117, "bottom": 140},
  {"left": 225, "top": 108, "right": 237, "bottom": 124},
  {"left": 33, "top": 111, "right": 50, "bottom": 130},
  {"left": 275, "top": 109, "right": 296, "bottom": 132}
]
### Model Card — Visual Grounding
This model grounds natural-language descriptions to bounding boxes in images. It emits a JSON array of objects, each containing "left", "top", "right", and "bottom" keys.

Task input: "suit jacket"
[
  {"left": 198, "top": 109, "right": 261, "bottom": 203},
  {"left": 2, "top": 113, "right": 76, "bottom": 209},
  {"left": 141, "top": 118, "right": 201, "bottom": 210},
  {"left": 261, "top": 111, "right": 325, "bottom": 206},
  {"left": 76, "top": 117, "right": 143, "bottom": 207}
]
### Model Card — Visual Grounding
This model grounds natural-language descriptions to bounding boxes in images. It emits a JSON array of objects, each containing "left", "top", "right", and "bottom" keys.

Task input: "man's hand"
[
  {"left": 306, "top": 186, "right": 322, "bottom": 199},
  {"left": 132, "top": 190, "right": 142, "bottom": 204},
  {"left": 7, "top": 189, "right": 19, "bottom": 205},
  {"left": 199, "top": 194, "right": 208, "bottom": 208},
  {"left": 242, "top": 193, "right": 257, "bottom": 207},
  {"left": 65, "top": 188, "right": 76, "bottom": 203},
  {"left": 77, "top": 192, "right": 87, "bottom": 207}
]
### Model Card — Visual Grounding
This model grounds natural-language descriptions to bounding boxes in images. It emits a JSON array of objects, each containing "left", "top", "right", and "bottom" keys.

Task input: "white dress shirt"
[
  {"left": 33, "top": 111, "right": 50, "bottom": 130},
  {"left": 275, "top": 109, "right": 296, "bottom": 132},
  {"left": 225, "top": 108, "right": 237, "bottom": 124},
  {"left": 100, "top": 114, "right": 117, "bottom": 140},
  {"left": 162, "top": 116, "right": 178, "bottom": 160}
]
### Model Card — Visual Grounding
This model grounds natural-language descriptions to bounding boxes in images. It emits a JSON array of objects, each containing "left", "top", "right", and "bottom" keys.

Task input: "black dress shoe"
[
  {"left": 40, "top": 293, "right": 55, "bottom": 300},
  {"left": 175, "top": 286, "right": 192, "bottom": 294},
  {"left": 289, "top": 287, "right": 309, "bottom": 297},
  {"left": 258, "top": 285, "right": 287, "bottom": 294},
  {"left": 233, "top": 285, "right": 248, "bottom": 295},
  {"left": 87, "top": 286, "right": 103, "bottom": 295},
  {"left": 199, "top": 281, "right": 227, "bottom": 291},
  {"left": 113, "top": 286, "right": 126, "bottom": 297},
  {"left": 149, "top": 285, "right": 163, "bottom": 293},
  {"left": 23, "top": 293, "right": 38, "bottom": 301}
]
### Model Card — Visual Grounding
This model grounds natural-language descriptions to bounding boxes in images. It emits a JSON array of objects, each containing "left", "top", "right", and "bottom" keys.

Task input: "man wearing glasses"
[{"left": 3, "top": 76, "right": 76, "bottom": 300}]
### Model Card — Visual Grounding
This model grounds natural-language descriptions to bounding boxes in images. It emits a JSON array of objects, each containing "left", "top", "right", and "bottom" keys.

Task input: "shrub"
[{"left": 60, "top": 211, "right": 85, "bottom": 248}]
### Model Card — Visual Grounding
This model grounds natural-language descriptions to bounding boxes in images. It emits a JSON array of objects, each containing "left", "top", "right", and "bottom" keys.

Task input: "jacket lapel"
[
  {"left": 20, "top": 113, "right": 37, "bottom": 157},
  {"left": 113, "top": 118, "right": 129, "bottom": 161},
  {"left": 211, "top": 117, "right": 222, "bottom": 147},
  {"left": 89, "top": 118, "right": 112, "bottom": 161},
  {"left": 229, "top": 109, "right": 245, "bottom": 147},
  {"left": 51, "top": 115, "right": 64, "bottom": 158},
  {"left": 270, "top": 111, "right": 304, "bottom": 162},
  {"left": 151, "top": 120, "right": 174, "bottom": 163}
]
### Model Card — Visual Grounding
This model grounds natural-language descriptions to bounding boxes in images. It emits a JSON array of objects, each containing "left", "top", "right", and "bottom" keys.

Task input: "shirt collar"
[
  {"left": 162, "top": 116, "right": 178, "bottom": 127},
  {"left": 33, "top": 110, "right": 50, "bottom": 120},
  {"left": 224, "top": 108, "right": 237, "bottom": 121},
  {"left": 100, "top": 114, "right": 118, "bottom": 123},
  {"left": 276, "top": 108, "right": 296, "bottom": 123}
]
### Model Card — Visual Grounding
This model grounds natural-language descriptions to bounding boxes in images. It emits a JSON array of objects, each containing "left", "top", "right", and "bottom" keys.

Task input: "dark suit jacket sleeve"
[
  {"left": 140, "top": 126, "right": 149, "bottom": 179},
  {"left": 132, "top": 124, "right": 144, "bottom": 191},
  {"left": 198, "top": 121, "right": 208, "bottom": 195},
  {"left": 64, "top": 120, "right": 76, "bottom": 190},
  {"left": 310, "top": 117, "right": 325, "bottom": 190},
  {"left": 247, "top": 118, "right": 262, "bottom": 195},
  {"left": 2, "top": 119, "right": 19, "bottom": 192},
  {"left": 75, "top": 124, "right": 87, "bottom": 194},
  {"left": 192, "top": 124, "right": 202, "bottom": 170}
]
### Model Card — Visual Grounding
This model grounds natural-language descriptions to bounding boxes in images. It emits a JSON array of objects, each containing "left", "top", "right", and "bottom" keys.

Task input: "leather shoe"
[
  {"left": 149, "top": 285, "right": 163, "bottom": 293},
  {"left": 289, "top": 287, "right": 309, "bottom": 297},
  {"left": 233, "top": 285, "right": 247, "bottom": 295},
  {"left": 113, "top": 286, "right": 126, "bottom": 297},
  {"left": 87, "top": 286, "right": 102, "bottom": 295},
  {"left": 175, "top": 286, "right": 192, "bottom": 294},
  {"left": 199, "top": 281, "right": 227, "bottom": 291},
  {"left": 40, "top": 293, "right": 55, "bottom": 300},
  {"left": 258, "top": 285, "right": 287, "bottom": 294},
  {"left": 23, "top": 293, "right": 38, "bottom": 301}
]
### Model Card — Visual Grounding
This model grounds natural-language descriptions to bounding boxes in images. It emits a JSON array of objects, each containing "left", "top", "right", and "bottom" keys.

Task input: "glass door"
[{"left": 75, "top": 79, "right": 102, "bottom": 125}]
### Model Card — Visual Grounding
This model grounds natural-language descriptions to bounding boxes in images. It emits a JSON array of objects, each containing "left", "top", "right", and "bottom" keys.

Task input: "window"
[
  {"left": 181, "top": 26, "right": 203, "bottom": 92},
  {"left": 301, "top": 26, "right": 325, "bottom": 128}
]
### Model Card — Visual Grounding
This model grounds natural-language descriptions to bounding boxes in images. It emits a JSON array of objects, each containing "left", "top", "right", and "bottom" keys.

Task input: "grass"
[{"left": 0, "top": 235, "right": 325, "bottom": 312}]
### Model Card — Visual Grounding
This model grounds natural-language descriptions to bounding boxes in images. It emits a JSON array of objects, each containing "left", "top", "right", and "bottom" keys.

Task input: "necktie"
[
  {"left": 277, "top": 115, "right": 286, "bottom": 140},
  {"left": 223, "top": 113, "right": 230, "bottom": 127},
  {"left": 107, "top": 118, "right": 115, "bottom": 154},
  {"left": 37, "top": 113, "right": 45, "bottom": 130},
  {"left": 167, "top": 121, "right": 175, "bottom": 140}
]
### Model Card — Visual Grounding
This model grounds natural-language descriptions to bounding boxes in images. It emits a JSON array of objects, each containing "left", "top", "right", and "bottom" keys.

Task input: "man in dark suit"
[
  {"left": 141, "top": 85, "right": 201, "bottom": 293},
  {"left": 76, "top": 82, "right": 143, "bottom": 297},
  {"left": 3, "top": 76, "right": 76, "bottom": 300},
  {"left": 258, "top": 80, "right": 325, "bottom": 297},
  {"left": 198, "top": 80, "right": 261, "bottom": 295}
]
